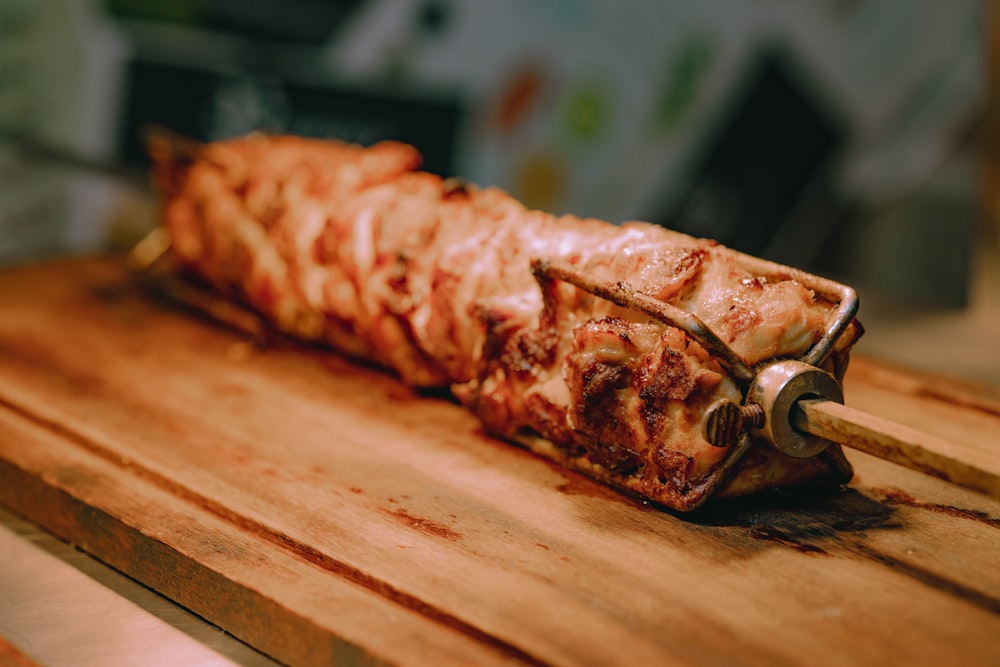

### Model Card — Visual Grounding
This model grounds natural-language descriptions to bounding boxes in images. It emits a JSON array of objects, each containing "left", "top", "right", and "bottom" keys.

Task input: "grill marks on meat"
[
  {"left": 153, "top": 135, "right": 859, "bottom": 510},
  {"left": 561, "top": 319, "right": 732, "bottom": 493}
]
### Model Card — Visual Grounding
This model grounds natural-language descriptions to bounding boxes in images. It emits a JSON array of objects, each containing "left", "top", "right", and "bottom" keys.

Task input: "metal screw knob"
[{"left": 704, "top": 400, "right": 765, "bottom": 448}]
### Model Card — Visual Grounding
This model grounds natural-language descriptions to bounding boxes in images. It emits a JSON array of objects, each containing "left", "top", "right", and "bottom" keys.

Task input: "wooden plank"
[
  {"left": 1, "top": 256, "right": 999, "bottom": 667},
  {"left": 0, "top": 408, "right": 521, "bottom": 667}
]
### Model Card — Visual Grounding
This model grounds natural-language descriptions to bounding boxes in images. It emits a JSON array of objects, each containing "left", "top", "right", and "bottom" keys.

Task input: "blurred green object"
[
  {"left": 562, "top": 83, "right": 610, "bottom": 143},
  {"left": 651, "top": 35, "right": 715, "bottom": 134}
]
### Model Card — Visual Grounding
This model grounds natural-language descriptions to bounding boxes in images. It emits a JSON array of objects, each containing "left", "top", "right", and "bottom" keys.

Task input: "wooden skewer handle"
[{"left": 792, "top": 398, "right": 1000, "bottom": 500}]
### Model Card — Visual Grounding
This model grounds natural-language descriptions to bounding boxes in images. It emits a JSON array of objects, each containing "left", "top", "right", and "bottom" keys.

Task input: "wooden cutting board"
[{"left": 1, "top": 256, "right": 998, "bottom": 667}]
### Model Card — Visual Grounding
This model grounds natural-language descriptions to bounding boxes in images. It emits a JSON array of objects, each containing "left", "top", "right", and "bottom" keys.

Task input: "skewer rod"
[{"left": 792, "top": 398, "right": 1000, "bottom": 500}]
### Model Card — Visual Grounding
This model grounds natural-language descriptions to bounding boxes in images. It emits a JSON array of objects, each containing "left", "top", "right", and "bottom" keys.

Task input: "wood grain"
[{"left": 1, "top": 256, "right": 999, "bottom": 667}]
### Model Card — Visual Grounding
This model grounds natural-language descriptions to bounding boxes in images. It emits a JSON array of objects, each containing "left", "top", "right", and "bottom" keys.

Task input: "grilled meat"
[{"left": 150, "top": 134, "right": 860, "bottom": 510}]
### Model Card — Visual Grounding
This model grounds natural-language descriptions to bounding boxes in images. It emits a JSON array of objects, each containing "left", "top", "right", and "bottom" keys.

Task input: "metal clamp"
[{"left": 533, "top": 257, "right": 858, "bottom": 463}]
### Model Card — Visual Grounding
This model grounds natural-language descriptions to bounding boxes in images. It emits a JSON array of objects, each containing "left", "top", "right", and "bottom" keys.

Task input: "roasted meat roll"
[{"left": 149, "top": 134, "right": 862, "bottom": 510}]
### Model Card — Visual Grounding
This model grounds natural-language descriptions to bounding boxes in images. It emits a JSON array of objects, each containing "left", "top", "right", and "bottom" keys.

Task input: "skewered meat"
[{"left": 149, "top": 134, "right": 861, "bottom": 511}]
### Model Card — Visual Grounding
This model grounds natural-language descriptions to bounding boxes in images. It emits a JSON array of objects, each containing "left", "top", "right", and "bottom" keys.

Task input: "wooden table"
[{"left": 1, "top": 256, "right": 998, "bottom": 667}]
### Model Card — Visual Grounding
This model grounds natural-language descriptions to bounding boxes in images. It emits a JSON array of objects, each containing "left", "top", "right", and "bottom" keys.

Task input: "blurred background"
[{"left": 1, "top": 0, "right": 997, "bottom": 386}]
